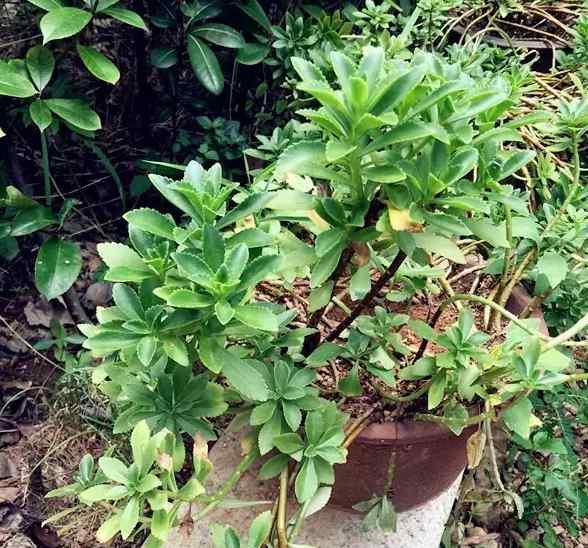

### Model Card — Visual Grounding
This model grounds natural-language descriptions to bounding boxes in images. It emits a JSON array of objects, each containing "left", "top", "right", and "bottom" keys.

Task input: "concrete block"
[{"left": 165, "top": 429, "right": 460, "bottom": 548}]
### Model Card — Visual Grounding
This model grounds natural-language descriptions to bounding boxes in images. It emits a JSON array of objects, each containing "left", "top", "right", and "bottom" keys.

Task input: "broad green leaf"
[
  {"left": 0, "top": 63, "right": 37, "bottom": 98},
  {"left": 364, "top": 165, "right": 405, "bottom": 183},
  {"left": 103, "top": 7, "right": 148, "bottom": 30},
  {"left": 311, "top": 244, "right": 344, "bottom": 288},
  {"left": 308, "top": 281, "right": 333, "bottom": 313},
  {"left": 26, "top": 0, "right": 63, "bottom": 10},
  {"left": 120, "top": 497, "right": 140, "bottom": 539},
  {"left": 96, "top": 514, "right": 121, "bottom": 543},
  {"left": 130, "top": 420, "right": 152, "bottom": 473},
  {"left": 124, "top": 208, "right": 175, "bottom": 239},
  {"left": 165, "top": 289, "right": 215, "bottom": 309},
  {"left": 295, "top": 458, "right": 318, "bottom": 502},
  {"left": 412, "top": 232, "right": 466, "bottom": 264},
  {"left": 223, "top": 353, "right": 269, "bottom": 401},
  {"left": 267, "top": 189, "right": 314, "bottom": 210},
  {"left": 497, "top": 150, "right": 535, "bottom": 181},
  {"left": 306, "top": 342, "right": 345, "bottom": 366},
  {"left": 350, "top": 265, "right": 370, "bottom": 301},
  {"left": 250, "top": 401, "right": 276, "bottom": 425},
  {"left": 338, "top": 365, "right": 362, "bottom": 396},
  {"left": 173, "top": 251, "right": 215, "bottom": 288},
  {"left": 466, "top": 219, "right": 510, "bottom": 248},
  {"left": 238, "top": 0, "right": 272, "bottom": 32},
  {"left": 236, "top": 42, "right": 269, "bottom": 65},
  {"left": 215, "top": 300, "right": 235, "bottom": 325},
  {"left": 446, "top": 90, "right": 509, "bottom": 124},
  {"left": 187, "top": 34, "right": 224, "bottom": 95},
  {"left": 273, "top": 433, "right": 305, "bottom": 455},
  {"left": 275, "top": 141, "right": 327, "bottom": 179},
  {"left": 45, "top": 99, "right": 101, "bottom": 131},
  {"left": 502, "top": 397, "right": 533, "bottom": 439},
  {"left": 203, "top": 225, "right": 225, "bottom": 269},
  {"left": 99, "top": 456, "right": 128, "bottom": 483},
  {"left": 10, "top": 206, "right": 55, "bottom": 236},
  {"left": 150, "top": 47, "right": 179, "bottom": 68},
  {"left": 234, "top": 304, "right": 279, "bottom": 332},
  {"left": 446, "top": 148, "right": 478, "bottom": 184},
  {"left": 162, "top": 337, "right": 189, "bottom": 366},
  {"left": 292, "top": 57, "right": 328, "bottom": 84},
  {"left": 238, "top": 254, "right": 281, "bottom": 290},
  {"left": 258, "top": 454, "right": 290, "bottom": 480},
  {"left": 97, "top": 242, "right": 145, "bottom": 269},
  {"left": 96, "top": 0, "right": 121, "bottom": 10},
  {"left": 137, "top": 336, "right": 157, "bottom": 366},
  {"left": 77, "top": 45, "right": 120, "bottom": 84},
  {"left": 367, "top": 120, "right": 435, "bottom": 152},
  {"left": 40, "top": 8, "right": 92, "bottom": 44},
  {"left": 427, "top": 371, "right": 446, "bottom": 410},
  {"left": 370, "top": 65, "right": 426, "bottom": 115},
  {"left": 536, "top": 252, "right": 568, "bottom": 289},
  {"left": 35, "top": 238, "right": 82, "bottom": 300},
  {"left": 217, "top": 193, "right": 272, "bottom": 229},
  {"left": 112, "top": 283, "right": 144, "bottom": 320},
  {"left": 325, "top": 140, "right": 357, "bottom": 162},
  {"left": 247, "top": 511, "right": 273, "bottom": 548},
  {"left": 151, "top": 509, "right": 170, "bottom": 541},
  {"left": 26, "top": 45, "right": 55, "bottom": 91},
  {"left": 80, "top": 484, "right": 128, "bottom": 503},
  {"left": 193, "top": 24, "right": 245, "bottom": 48},
  {"left": 29, "top": 100, "right": 53, "bottom": 132}
]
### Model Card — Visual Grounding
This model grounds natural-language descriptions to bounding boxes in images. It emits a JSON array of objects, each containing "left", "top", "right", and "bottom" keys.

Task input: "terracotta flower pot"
[
  {"left": 330, "top": 420, "right": 474, "bottom": 512},
  {"left": 452, "top": 23, "right": 566, "bottom": 72},
  {"left": 330, "top": 286, "right": 548, "bottom": 513}
]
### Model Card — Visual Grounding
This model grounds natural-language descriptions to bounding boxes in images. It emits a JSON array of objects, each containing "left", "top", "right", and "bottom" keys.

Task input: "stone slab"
[{"left": 166, "top": 429, "right": 461, "bottom": 548}]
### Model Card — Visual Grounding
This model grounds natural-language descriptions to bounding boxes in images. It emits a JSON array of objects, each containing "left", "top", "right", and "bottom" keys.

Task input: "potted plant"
[{"left": 47, "top": 45, "right": 588, "bottom": 547}]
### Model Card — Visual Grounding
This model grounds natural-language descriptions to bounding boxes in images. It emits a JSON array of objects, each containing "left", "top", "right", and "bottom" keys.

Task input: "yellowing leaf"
[
  {"left": 387, "top": 208, "right": 421, "bottom": 232},
  {"left": 466, "top": 430, "right": 486, "bottom": 469}
]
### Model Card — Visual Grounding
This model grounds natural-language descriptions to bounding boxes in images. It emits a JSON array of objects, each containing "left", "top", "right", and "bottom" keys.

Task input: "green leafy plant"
[
  {"left": 148, "top": 0, "right": 270, "bottom": 95},
  {"left": 49, "top": 38, "right": 588, "bottom": 547},
  {"left": 0, "top": 186, "right": 81, "bottom": 299}
]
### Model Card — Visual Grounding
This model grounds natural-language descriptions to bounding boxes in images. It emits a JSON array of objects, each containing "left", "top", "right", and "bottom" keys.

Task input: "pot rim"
[
  {"left": 453, "top": 23, "right": 565, "bottom": 50},
  {"left": 355, "top": 420, "right": 474, "bottom": 446}
]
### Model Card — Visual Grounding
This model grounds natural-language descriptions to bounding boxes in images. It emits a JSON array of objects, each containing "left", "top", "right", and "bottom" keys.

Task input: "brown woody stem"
[{"left": 325, "top": 250, "right": 407, "bottom": 343}]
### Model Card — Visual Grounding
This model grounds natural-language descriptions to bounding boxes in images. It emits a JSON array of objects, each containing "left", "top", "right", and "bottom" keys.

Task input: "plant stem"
[
  {"left": 288, "top": 499, "right": 311, "bottom": 543},
  {"left": 543, "top": 310, "right": 588, "bottom": 351},
  {"left": 196, "top": 447, "right": 259, "bottom": 519},
  {"left": 326, "top": 250, "right": 407, "bottom": 342},
  {"left": 484, "top": 404, "right": 505, "bottom": 492},
  {"left": 40, "top": 131, "right": 51, "bottom": 206},
  {"left": 544, "top": 135, "right": 581, "bottom": 234},
  {"left": 495, "top": 204, "right": 513, "bottom": 329},
  {"left": 277, "top": 468, "right": 289, "bottom": 548},
  {"left": 303, "top": 245, "right": 353, "bottom": 356}
]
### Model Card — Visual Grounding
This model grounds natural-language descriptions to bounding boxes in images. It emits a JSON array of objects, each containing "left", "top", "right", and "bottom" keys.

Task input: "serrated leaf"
[
  {"left": 234, "top": 304, "right": 279, "bottom": 332},
  {"left": 124, "top": 208, "right": 176, "bottom": 239}
]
